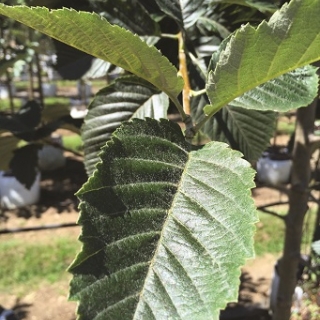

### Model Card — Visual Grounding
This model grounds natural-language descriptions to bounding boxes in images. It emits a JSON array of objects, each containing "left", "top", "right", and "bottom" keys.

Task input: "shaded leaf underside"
[
  {"left": 88, "top": 0, "right": 160, "bottom": 35},
  {"left": 70, "top": 118, "right": 257, "bottom": 320},
  {"left": 154, "top": 0, "right": 206, "bottom": 30},
  {"left": 205, "top": 106, "right": 276, "bottom": 162},
  {"left": 82, "top": 77, "right": 169, "bottom": 176},
  {"left": 192, "top": 94, "right": 276, "bottom": 162}
]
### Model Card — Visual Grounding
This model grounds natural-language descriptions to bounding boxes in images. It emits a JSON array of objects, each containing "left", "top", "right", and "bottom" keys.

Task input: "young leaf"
[
  {"left": 82, "top": 76, "right": 169, "bottom": 176},
  {"left": 205, "top": 0, "right": 320, "bottom": 116},
  {"left": 69, "top": 118, "right": 257, "bottom": 319},
  {"left": 0, "top": 5, "right": 184, "bottom": 98}
]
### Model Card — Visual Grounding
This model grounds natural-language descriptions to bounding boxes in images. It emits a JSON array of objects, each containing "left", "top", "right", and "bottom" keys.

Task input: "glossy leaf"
[
  {"left": 215, "top": 0, "right": 277, "bottom": 13},
  {"left": 154, "top": 0, "right": 207, "bottom": 29},
  {"left": 88, "top": 0, "right": 160, "bottom": 35},
  {"left": 82, "top": 77, "right": 169, "bottom": 176}
]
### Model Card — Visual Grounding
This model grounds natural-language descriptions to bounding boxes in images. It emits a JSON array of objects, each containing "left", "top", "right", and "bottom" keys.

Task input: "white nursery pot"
[
  {"left": 70, "top": 105, "right": 88, "bottom": 119},
  {"left": 257, "top": 156, "right": 292, "bottom": 185},
  {"left": 42, "top": 83, "right": 57, "bottom": 97},
  {"left": 38, "top": 134, "right": 66, "bottom": 171},
  {"left": 0, "top": 171, "right": 41, "bottom": 209}
]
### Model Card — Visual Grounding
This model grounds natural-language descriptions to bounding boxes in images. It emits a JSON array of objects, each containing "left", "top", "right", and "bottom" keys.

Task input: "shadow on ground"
[
  {"left": 1, "top": 299, "right": 31, "bottom": 320},
  {"left": 221, "top": 271, "right": 271, "bottom": 320}
]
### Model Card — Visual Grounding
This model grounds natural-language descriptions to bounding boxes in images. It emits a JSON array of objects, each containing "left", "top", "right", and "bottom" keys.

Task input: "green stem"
[
  {"left": 169, "top": 94, "right": 195, "bottom": 143},
  {"left": 169, "top": 95, "right": 188, "bottom": 122},
  {"left": 193, "top": 104, "right": 224, "bottom": 133},
  {"left": 193, "top": 115, "right": 209, "bottom": 133}
]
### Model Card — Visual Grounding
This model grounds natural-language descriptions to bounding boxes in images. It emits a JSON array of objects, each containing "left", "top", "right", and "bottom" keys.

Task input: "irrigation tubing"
[{"left": 0, "top": 222, "right": 78, "bottom": 234}]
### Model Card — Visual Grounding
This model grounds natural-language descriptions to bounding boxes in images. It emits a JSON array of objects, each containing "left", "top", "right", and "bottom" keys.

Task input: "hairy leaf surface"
[
  {"left": 82, "top": 77, "right": 169, "bottom": 176},
  {"left": 69, "top": 118, "right": 257, "bottom": 319},
  {"left": 229, "top": 66, "right": 318, "bottom": 112},
  {"left": 205, "top": 0, "right": 320, "bottom": 116},
  {"left": 0, "top": 5, "right": 184, "bottom": 98}
]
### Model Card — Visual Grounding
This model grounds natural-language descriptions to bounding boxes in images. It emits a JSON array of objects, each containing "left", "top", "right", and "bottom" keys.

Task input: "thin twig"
[
  {"left": 0, "top": 222, "right": 78, "bottom": 234},
  {"left": 258, "top": 208, "right": 286, "bottom": 220},
  {"left": 42, "top": 138, "right": 84, "bottom": 158},
  {"left": 255, "top": 183, "right": 290, "bottom": 195},
  {"left": 257, "top": 201, "right": 289, "bottom": 209}
]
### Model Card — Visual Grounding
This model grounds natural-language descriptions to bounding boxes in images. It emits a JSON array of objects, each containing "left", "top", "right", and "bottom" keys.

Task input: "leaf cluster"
[{"left": 1, "top": 1, "right": 320, "bottom": 319}]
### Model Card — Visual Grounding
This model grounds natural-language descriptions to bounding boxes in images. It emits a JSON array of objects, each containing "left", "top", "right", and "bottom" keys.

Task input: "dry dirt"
[{"left": 0, "top": 155, "right": 294, "bottom": 320}]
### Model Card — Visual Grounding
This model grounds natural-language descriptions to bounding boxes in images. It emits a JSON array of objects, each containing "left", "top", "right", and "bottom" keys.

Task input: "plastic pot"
[
  {"left": 0, "top": 171, "right": 41, "bottom": 209},
  {"left": 256, "top": 156, "right": 292, "bottom": 186}
]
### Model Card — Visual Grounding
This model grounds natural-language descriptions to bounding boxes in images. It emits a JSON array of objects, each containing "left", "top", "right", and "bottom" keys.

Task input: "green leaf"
[
  {"left": 215, "top": 0, "right": 277, "bottom": 13},
  {"left": 69, "top": 118, "right": 257, "bottom": 319},
  {"left": 82, "top": 76, "right": 169, "bottom": 176},
  {"left": 192, "top": 95, "right": 276, "bottom": 162},
  {"left": 0, "top": 5, "right": 183, "bottom": 98},
  {"left": 205, "top": 107, "right": 276, "bottom": 162},
  {"left": 228, "top": 66, "right": 318, "bottom": 112},
  {"left": 205, "top": 0, "right": 320, "bottom": 116},
  {"left": 154, "top": 0, "right": 207, "bottom": 30},
  {"left": 88, "top": 0, "right": 160, "bottom": 35}
]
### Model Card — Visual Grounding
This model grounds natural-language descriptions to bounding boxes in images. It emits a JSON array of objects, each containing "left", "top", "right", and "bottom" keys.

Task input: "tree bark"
[{"left": 273, "top": 101, "right": 316, "bottom": 320}]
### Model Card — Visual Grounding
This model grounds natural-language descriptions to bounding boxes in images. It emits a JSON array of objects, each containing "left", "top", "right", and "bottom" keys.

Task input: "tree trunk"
[{"left": 273, "top": 101, "right": 316, "bottom": 320}]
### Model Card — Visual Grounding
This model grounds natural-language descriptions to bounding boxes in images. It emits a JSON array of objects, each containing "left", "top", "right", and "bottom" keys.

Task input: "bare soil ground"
[{"left": 0, "top": 153, "right": 300, "bottom": 320}]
